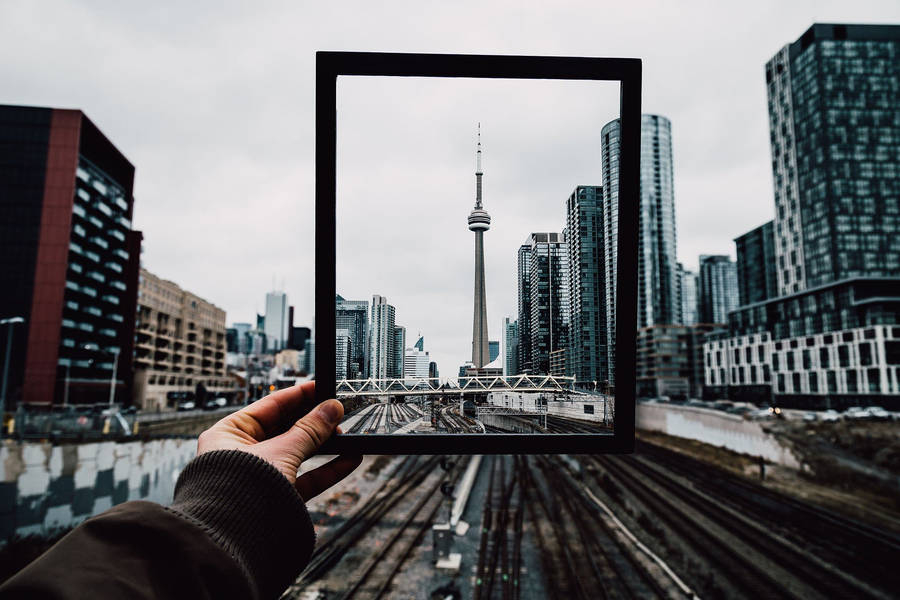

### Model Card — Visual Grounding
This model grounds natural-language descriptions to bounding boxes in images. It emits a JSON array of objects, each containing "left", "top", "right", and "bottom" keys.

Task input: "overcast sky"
[{"left": 3, "top": 1, "right": 899, "bottom": 378}]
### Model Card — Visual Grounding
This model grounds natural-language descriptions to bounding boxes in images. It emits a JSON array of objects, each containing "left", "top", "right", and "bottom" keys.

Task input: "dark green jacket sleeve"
[{"left": 0, "top": 450, "right": 317, "bottom": 600}]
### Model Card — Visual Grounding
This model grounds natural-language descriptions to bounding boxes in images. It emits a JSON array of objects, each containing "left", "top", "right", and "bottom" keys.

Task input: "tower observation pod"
[{"left": 469, "top": 124, "right": 491, "bottom": 368}]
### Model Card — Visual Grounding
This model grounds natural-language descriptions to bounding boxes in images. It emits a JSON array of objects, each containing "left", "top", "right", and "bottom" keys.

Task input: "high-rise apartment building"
[
  {"left": 404, "top": 346, "right": 430, "bottom": 378},
  {"left": 133, "top": 269, "right": 232, "bottom": 410},
  {"left": 601, "top": 114, "right": 679, "bottom": 387},
  {"left": 368, "top": 295, "right": 396, "bottom": 379},
  {"left": 517, "top": 233, "right": 570, "bottom": 376},
  {"left": 767, "top": 24, "right": 900, "bottom": 295},
  {"left": 264, "top": 291, "right": 289, "bottom": 351},
  {"left": 678, "top": 264, "right": 699, "bottom": 325},
  {"left": 698, "top": 255, "right": 739, "bottom": 324},
  {"left": 735, "top": 221, "right": 778, "bottom": 306},
  {"left": 392, "top": 325, "right": 406, "bottom": 378},
  {"left": 565, "top": 185, "right": 608, "bottom": 387},
  {"left": 0, "top": 106, "right": 142, "bottom": 406},
  {"left": 706, "top": 24, "right": 900, "bottom": 409},
  {"left": 336, "top": 294, "right": 368, "bottom": 378},
  {"left": 501, "top": 317, "right": 518, "bottom": 376},
  {"left": 335, "top": 329, "right": 351, "bottom": 380}
]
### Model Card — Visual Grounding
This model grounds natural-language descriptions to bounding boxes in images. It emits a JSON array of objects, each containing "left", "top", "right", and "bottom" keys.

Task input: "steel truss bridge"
[{"left": 335, "top": 374, "right": 580, "bottom": 398}]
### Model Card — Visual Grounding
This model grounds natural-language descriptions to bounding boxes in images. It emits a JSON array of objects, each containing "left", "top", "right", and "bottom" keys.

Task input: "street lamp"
[
  {"left": 107, "top": 348, "right": 120, "bottom": 407},
  {"left": 0, "top": 317, "right": 25, "bottom": 412}
]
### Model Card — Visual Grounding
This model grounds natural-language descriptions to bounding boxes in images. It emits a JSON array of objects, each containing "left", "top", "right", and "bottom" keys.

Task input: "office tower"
[
  {"left": 264, "top": 291, "right": 288, "bottom": 351},
  {"left": 289, "top": 326, "right": 311, "bottom": 353},
  {"left": 335, "top": 294, "right": 368, "bottom": 378},
  {"left": 735, "top": 221, "right": 778, "bottom": 306},
  {"left": 517, "top": 233, "right": 570, "bottom": 376},
  {"left": 227, "top": 323, "right": 252, "bottom": 354},
  {"left": 678, "top": 264, "right": 699, "bottom": 325},
  {"left": 516, "top": 243, "right": 533, "bottom": 373},
  {"left": 468, "top": 125, "right": 492, "bottom": 367},
  {"left": 133, "top": 269, "right": 232, "bottom": 411},
  {"left": 501, "top": 317, "right": 518, "bottom": 376},
  {"left": 767, "top": 24, "right": 900, "bottom": 295},
  {"left": 601, "top": 114, "right": 679, "bottom": 386},
  {"left": 698, "top": 255, "right": 739, "bottom": 324},
  {"left": 429, "top": 361, "right": 439, "bottom": 380},
  {"left": 566, "top": 185, "right": 608, "bottom": 387},
  {"left": 335, "top": 329, "right": 351, "bottom": 380},
  {"left": 404, "top": 346, "right": 430, "bottom": 378},
  {"left": 391, "top": 325, "right": 406, "bottom": 378},
  {"left": 0, "top": 106, "right": 142, "bottom": 406},
  {"left": 489, "top": 341, "right": 499, "bottom": 363},
  {"left": 414, "top": 335, "right": 424, "bottom": 352},
  {"left": 706, "top": 24, "right": 900, "bottom": 409},
  {"left": 367, "top": 295, "right": 396, "bottom": 379}
]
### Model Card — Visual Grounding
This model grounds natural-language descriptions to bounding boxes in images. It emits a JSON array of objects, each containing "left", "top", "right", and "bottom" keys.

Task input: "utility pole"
[{"left": 108, "top": 348, "right": 120, "bottom": 407}]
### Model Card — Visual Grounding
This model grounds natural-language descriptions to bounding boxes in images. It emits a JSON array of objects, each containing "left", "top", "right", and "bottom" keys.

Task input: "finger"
[
  {"left": 281, "top": 399, "right": 344, "bottom": 460},
  {"left": 226, "top": 381, "right": 317, "bottom": 439},
  {"left": 295, "top": 454, "right": 363, "bottom": 501}
]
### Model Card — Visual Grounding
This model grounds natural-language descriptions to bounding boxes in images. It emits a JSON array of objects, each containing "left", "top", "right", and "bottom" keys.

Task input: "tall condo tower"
[{"left": 468, "top": 125, "right": 491, "bottom": 367}]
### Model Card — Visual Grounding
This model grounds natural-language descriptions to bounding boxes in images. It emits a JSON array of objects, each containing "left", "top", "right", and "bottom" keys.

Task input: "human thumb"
[{"left": 283, "top": 399, "right": 344, "bottom": 461}]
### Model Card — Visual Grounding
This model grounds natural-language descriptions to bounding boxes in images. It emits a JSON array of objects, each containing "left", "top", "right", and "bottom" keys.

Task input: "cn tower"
[{"left": 468, "top": 124, "right": 491, "bottom": 367}]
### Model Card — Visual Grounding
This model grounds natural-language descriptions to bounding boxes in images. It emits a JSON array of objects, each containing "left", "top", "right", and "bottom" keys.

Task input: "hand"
[{"left": 197, "top": 381, "right": 362, "bottom": 501}]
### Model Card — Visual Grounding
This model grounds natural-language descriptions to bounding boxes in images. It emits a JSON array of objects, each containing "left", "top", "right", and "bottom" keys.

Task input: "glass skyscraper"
[
  {"left": 735, "top": 221, "right": 778, "bottom": 306},
  {"left": 566, "top": 185, "right": 608, "bottom": 387},
  {"left": 601, "top": 114, "right": 679, "bottom": 388},
  {"left": 517, "top": 233, "right": 569, "bottom": 376},
  {"left": 335, "top": 294, "right": 368, "bottom": 379},
  {"left": 698, "top": 255, "right": 739, "bottom": 324},
  {"left": 367, "top": 295, "right": 396, "bottom": 380}
]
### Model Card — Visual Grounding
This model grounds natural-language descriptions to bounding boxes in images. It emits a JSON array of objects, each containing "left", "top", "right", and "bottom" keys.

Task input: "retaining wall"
[
  {"left": 637, "top": 403, "right": 799, "bottom": 467},
  {"left": 0, "top": 437, "right": 197, "bottom": 543}
]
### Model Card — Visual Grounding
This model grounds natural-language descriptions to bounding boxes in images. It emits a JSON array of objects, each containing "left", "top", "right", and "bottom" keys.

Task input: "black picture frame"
[{"left": 316, "top": 51, "right": 640, "bottom": 454}]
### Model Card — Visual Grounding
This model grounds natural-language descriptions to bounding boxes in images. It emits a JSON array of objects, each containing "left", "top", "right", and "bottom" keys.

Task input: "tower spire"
[{"left": 475, "top": 123, "right": 483, "bottom": 209}]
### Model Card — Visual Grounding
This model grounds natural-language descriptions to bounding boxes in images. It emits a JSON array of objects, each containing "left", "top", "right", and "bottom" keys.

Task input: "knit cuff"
[{"left": 169, "top": 450, "right": 316, "bottom": 600}]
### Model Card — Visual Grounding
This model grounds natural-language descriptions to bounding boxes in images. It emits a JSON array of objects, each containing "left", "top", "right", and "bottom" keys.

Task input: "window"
[
  {"left": 827, "top": 371, "right": 837, "bottom": 393},
  {"left": 809, "top": 372, "right": 818, "bottom": 393},
  {"left": 838, "top": 345, "right": 850, "bottom": 367},
  {"left": 792, "top": 372, "right": 801, "bottom": 392},
  {"left": 858, "top": 343, "right": 872, "bottom": 366},
  {"left": 847, "top": 370, "right": 858, "bottom": 392},
  {"left": 867, "top": 368, "right": 880, "bottom": 392}
]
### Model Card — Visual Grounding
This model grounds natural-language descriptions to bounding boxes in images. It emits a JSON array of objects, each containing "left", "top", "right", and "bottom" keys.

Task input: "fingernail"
[{"left": 317, "top": 400, "right": 342, "bottom": 425}]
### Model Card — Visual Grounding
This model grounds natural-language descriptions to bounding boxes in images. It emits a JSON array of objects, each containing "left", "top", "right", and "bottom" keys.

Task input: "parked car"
[
  {"left": 177, "top": 400, "right": 196, "bottom": 412},
  {"left": 204, "top": 397, "right": 228, "bottom": 410},
  {"left": 843, "top": 406, "right": 872, "bottom": 420},
  {"left": 820, "top": 409, "right": 841, "bottom": 422},
  {"left": 802, "top": 412, "right": 818, "bottom": 422},
  {"left": 864, "top": 406, "right": 891, "bottom": 421}
]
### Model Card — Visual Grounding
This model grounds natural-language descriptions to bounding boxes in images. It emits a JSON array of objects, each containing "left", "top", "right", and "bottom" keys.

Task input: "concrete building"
[
  {"left": 517, "top": 233, "right": 569, "bottom": 376},
  {"left": 0, "top": 106, "right": 143, "bottom": 406},
  {"left": 566, "top": 185, "right": 608, "bottom": 387},
  {"left": 264, "top": 291, "right": 289, "bottom": 351},
  {"left": 468, "top": 125, "right": 492, "bottom": 367},
  {"left": 368, "top": 295, "right": 396, "bottom": 379},
  {"left": 133, "top": 269, "right": 233, "bottom": 411},
  {"left": 404, "top": 346, "right": 430, "bottom": 378},
  {"left": 501, "top": 317, "right": 518, "bottom": 376},
  {"left": 637, "top": 324, "right": 716, "bottom": 399},
  {"left": 601, "top": 114, "right": 679, "bottom": 387},
  {"left": 735, "top": 221, "right": 778, "bottom": 306},
  {"left": 699, "top": 255, "right": 739, "bottom": 324},
  {"left": 275, "top": 349, "right": 301, "bottom": 374},
  {"left": 336, "top": 294, "right": 368, "bottom": 378},
  {"left": 706, "top": 24, "right": 900, "bottom": 409}
]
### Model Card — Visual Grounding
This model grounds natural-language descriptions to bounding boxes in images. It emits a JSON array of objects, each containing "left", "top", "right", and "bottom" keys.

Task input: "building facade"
[
  {"left": 565, "top": 185, "right": 608, "bottom": 387},
  {"left": 336, "top": 294, "right": 368, "bottom": 378},
  {"left": 601, "top": 114, "right": 679, "bottom": 387},
  {"left": 501, "top": 317, "right": 518, "bottom": 376},
  {"left": 391, "top": 325, "right": 406, "bottom": 378},
  {"left": 133, "top": 269, "right": 232, "bottom": 411},
  {"left": 264, "top": 291, "right": 289, "bottom": 351},
  {"left": 335, "top": 329, "right": 351, "bottom": 380},
  {"left": 678, "top": 263, "right": 699, "bottom": 325},
  {"left": 706, "top": 23, "right": 900, "bottom": 409},
  {"left": 699, "top": 255, "right": 739, "bottom": 324},
  {"left": 367, "top": 295, "right": 396, "bottom": 379},
  {"left": 0, "top": 106, "right": 143, "bottom": 406},
  {"left": 517, "top": 233, "right": 570, "bottom": 376},
  {"left": 735, "top": 221, "right": 778, "bottom": 306},
  {"left": 404, "top": 346, "right": 430, "bottom": 378}
]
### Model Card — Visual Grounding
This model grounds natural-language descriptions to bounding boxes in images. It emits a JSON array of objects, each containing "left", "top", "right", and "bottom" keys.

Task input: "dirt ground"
[{"left": 637, "top": 425, "right": 900, "bottom": 535}]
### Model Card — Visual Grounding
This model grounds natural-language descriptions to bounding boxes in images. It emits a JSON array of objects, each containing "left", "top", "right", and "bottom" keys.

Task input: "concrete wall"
[
  {"left": 637, "top": 403, "right": 799, "bottom": 467},
  {"left": 0, "top": 437, "right": 197, "bottom": 543},
  {"left": 548, "top": 399, "right": 613, "bottom": 424}
]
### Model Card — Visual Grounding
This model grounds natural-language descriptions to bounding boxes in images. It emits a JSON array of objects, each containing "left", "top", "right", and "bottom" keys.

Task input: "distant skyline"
[{"left": 3, "top": 1, "right": 899, "bottom": 374}]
